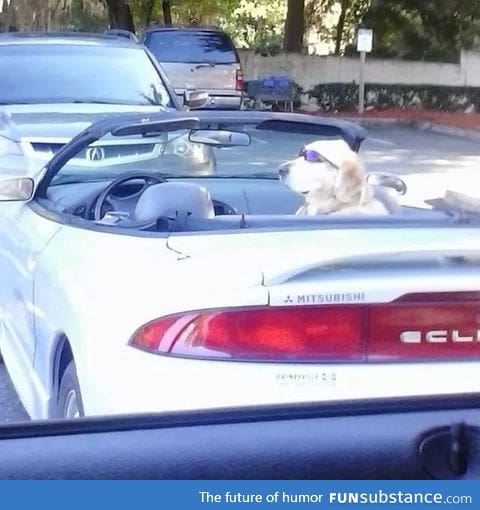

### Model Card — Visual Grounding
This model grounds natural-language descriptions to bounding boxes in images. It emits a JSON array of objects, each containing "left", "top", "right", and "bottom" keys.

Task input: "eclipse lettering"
[{"left": 400, "top": 330, "right": 480, "bottom": 343}]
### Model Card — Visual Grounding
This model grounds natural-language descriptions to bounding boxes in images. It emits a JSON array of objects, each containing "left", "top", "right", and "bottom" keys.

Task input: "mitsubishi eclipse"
[{"left": 1, "top": 110, "right": 480, "bottom": 420}]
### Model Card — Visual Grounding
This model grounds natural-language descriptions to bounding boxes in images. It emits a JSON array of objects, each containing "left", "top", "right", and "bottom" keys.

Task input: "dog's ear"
[{"left": 334, "top": 155, "right": 368, "bottom": 205}]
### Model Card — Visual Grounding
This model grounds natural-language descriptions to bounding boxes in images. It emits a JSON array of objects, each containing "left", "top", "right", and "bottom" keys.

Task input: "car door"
[{"left": 0, "top": 200, "right": 61, "bottom": 369}]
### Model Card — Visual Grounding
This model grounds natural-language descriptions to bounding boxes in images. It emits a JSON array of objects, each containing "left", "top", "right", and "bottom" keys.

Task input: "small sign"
[{"left": 357, "top": 28, "right": 373, "bottom": 52}]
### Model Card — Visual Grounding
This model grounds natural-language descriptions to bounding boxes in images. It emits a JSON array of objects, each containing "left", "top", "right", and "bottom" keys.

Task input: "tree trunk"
[
  {"left": 104, "top": 0, "right": 135, "bottom": 31},
  {"left": 162, "top": 0, "right": 172, "bottom": 26},
  {"left": 335, "top": 0, "right": 349, "bottom": 55},
  {"left": 145, "top": 0, "right": 156, "bottom": 27},
  {"left": 283, "top": 0, "right": 304, "bottom": 52},
  {"left": 2, "top": 0, "right": 14, "bottom": 29}
]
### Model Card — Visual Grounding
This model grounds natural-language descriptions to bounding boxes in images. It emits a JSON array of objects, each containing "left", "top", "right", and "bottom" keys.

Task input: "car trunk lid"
[{"left": 164, "top": 227, "right": 480, "bottom": 362}]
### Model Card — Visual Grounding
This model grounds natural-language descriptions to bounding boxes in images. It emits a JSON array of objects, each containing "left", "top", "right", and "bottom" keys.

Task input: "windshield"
[
  {"left": 3, "top": 4, "right": 480, "bottom": 462},
  {"left": 144, "top": 30, "right": 238, "bottom": 64},
  {"left": 48, "top": 126, "right": 339, "bottom": 183},
  {"left": 0, "top": 44, "right": 172, "bottom": 106}
]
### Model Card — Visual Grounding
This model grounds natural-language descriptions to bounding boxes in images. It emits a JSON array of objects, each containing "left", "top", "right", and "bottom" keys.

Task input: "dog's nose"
[{"left": 279, "top": 164, "right": 289, "bottom": 176}]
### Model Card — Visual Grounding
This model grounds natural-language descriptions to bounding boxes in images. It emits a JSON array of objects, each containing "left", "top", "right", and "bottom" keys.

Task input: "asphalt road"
[
  {"left": 215, "top": 124, "right": 480, "bottom": 177},
  {"left": 1, "top": 125, "right": 480, "bottom": 424},
  {"left": 0, "top": 357, "right": 28, "bottom": 422},
  {"left": 360, "top": 126, "right": 480, "bottom": 176}
]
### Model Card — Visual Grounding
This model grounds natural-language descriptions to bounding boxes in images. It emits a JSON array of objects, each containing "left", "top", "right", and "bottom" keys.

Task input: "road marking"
[{"left": 367, "top": 137, "right": 395, "bottom": 146}]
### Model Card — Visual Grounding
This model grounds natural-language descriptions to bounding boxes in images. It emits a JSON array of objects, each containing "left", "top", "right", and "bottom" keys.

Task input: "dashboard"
[{"left": 47, "top": 177, "right": 305, "bottom": 221}]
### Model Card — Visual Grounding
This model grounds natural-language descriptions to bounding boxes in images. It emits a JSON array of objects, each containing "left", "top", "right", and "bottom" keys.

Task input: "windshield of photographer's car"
[
  {"left": 0, "top": 45, "right": 171, "bottom": 106},
  {"left": 4, "top": 0, "right": 480, "bottom": 428}
]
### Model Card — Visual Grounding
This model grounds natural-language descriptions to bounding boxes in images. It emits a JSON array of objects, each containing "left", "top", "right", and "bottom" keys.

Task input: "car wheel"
[{"left": 56, "top": 361, "right": 84, "bottom": 419}]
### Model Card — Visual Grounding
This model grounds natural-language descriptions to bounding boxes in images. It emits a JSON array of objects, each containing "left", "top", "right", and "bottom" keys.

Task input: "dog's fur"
[{"left": 279, "top": 139, "right": 390, "bottom": 215}]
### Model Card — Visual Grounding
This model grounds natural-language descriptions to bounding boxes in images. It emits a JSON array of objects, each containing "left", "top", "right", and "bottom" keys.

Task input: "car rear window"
[{"left": 145, "top": 30, "right": 238, "bottom": 64}]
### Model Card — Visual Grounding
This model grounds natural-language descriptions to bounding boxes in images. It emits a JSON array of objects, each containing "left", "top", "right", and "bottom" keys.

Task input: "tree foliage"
[
  {"left": 3, "top": 0, "right": 480, "bottom": 63},
  {"left": 223, "top": 0, "right": 284, "bottom": 54},
  {"left": 0, "top": 0, "right": 108, "bottom": 31},
  {"left": 306, "top": 0, "right": 370, "bottom": 55},
  {"left": 359, "top": 0, "right": 480, "bottom": 62}
]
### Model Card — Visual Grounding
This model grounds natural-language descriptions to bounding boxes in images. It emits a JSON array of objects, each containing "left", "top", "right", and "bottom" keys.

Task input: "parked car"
[
  {"left": 0, "top": 31, "right": 213, "bottom": 178},
  {"left": 142, "top": 27, "right": 244, "bottom": 110},
  {"left": 1, "top": 110, "right": 479, "bottom": 420}
]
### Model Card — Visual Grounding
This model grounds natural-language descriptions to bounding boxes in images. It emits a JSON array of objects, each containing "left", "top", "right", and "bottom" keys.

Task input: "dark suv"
[{"left": 143, "top": 27, "right": 244, "bottom": 110}]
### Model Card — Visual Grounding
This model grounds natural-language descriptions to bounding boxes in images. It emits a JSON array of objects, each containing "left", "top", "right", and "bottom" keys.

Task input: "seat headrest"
[
  {"left": 372, "top": 185, "right": 402, "bottom": 214},
  {"left": 134, "top": 182, "right": 215, "bottom": 222}
]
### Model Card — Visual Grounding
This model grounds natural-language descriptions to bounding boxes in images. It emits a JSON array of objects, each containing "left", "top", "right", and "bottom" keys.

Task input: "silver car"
[
  {"left": 143, "top": 28, "right": 244, "bottom": 110},
  {"left": 0, "top": 31, "right": 215, "bottom": 178}
]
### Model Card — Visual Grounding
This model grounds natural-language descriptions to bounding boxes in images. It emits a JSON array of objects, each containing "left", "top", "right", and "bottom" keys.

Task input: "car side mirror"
[
  {"left": 184, "top": 90, "right": 209, "bottom": 110},
  {"left": 0, "top": 177, "right": 34, "bottom": 201},
  {"left": 367, "top": 172, "right": 407, "bottom": 196}
]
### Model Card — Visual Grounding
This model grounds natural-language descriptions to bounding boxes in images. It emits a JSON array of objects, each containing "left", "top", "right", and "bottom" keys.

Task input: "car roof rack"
[{"left": 104, "top": 29, "right": 139, "bottom": 42}]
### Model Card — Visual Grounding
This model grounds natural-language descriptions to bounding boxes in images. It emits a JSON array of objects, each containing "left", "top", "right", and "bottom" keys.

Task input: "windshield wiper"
[
  {"left": 50, "top": 177, "right": 112, "bottom": 187},
  {"left": 171, "top": 172, "right": 278, "bottom": 180},
  {"left": 50, "top": 172, "right": 279, "bottom": 187},
  {"left": 71, "top": 99, "right": 162, "bottom": 106},
  {"left": 50, "top": 172, "right": 176, "bottom": 187}
]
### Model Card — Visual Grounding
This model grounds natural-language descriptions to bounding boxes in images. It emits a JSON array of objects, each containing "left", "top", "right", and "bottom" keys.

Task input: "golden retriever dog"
[{"left": 279, "top": 138, "right": 392, "bottom": 216}]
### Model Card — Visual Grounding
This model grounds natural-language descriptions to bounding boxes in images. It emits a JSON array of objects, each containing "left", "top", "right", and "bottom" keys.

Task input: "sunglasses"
[{"left": 299, "top": 147, "right": 337, "bottom": 167}]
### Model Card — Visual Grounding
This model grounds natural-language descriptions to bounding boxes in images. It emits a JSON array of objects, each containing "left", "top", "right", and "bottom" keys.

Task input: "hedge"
[{"left": 307, "top": 83, "right": 480, "bottom": 112}]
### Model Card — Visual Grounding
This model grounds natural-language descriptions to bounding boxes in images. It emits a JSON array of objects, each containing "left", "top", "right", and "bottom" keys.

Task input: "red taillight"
[
  {"left": 236, "top": 69, "right": 244, "bottom": 91},
  {"left": 130, "top": 294, "right": 480, "bottom": 362},
  {"left": 131, "top": 307, "right": 362, "bottom": 361}
]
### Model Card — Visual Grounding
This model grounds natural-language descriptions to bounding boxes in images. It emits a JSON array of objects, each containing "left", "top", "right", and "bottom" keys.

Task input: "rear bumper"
[
  {"left": 176, "top": 90, "right": 243, "bottom": 110},
  {"left": 79, "top": 343, "right": 480, "bottom": 417},
  {"left": 203, "top": 95, "right": 243, "bottom": 110}
]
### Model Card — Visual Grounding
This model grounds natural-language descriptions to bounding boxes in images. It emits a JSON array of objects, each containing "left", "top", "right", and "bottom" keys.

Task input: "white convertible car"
[{"left": 1, "top": 110, "right": 480, "bottom": 420}]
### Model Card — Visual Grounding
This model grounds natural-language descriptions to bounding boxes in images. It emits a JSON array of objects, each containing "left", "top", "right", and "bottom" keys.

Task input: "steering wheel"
[{"left": 94, "top": 172, "right": 166, "bottom": 224}]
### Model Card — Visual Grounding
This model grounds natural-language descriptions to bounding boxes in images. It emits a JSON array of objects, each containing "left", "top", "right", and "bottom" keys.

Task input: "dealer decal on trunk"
[{"left": 275, "top": 372, "right": 337, "bottom": 386}]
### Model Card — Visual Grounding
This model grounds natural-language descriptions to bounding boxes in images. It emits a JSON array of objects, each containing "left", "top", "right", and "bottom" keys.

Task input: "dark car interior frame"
[{"left": 0, "top": 394, "right": 479, "bottom": 479}]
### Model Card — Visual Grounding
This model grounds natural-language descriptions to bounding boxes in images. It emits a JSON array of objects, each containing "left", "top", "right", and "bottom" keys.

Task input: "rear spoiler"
[{"left": 185, "top": 111, "right": 367, "bottom": 152}]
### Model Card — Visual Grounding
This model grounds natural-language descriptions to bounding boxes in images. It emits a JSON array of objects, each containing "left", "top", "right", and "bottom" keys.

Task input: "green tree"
[
  {"left": 306, "top": 0, "right": 371, "bottom": 55},
  {"left": 223, "top": 0, "right": 284, "bottom": 53},
  {"left": 359, "top": 0, "right": 480, "bottom": 62}
]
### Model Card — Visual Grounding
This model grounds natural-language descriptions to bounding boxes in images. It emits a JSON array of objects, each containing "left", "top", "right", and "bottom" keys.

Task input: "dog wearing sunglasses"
[{"left": 279, "top": 138, "right": 393, "bottom": 216}]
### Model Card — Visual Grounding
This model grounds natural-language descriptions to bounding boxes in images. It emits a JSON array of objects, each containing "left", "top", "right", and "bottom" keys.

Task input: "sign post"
[{"left": 356, "top": 28, "right": 373, "bottom": 114}]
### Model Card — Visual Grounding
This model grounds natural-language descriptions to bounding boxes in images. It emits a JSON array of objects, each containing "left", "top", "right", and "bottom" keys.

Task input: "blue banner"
[{"left": 1, "top": 480, "right": 477, "bottom": 509}]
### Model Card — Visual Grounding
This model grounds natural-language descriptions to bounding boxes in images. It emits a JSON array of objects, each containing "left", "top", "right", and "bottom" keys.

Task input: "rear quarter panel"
[{"left": 32, "top": 225, "right": 266, "bottom": 416}]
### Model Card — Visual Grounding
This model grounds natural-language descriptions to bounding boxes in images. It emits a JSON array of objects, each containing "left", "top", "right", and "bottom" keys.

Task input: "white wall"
[{"left": 238, "top": 49, "right": 480, "bottom": 92}]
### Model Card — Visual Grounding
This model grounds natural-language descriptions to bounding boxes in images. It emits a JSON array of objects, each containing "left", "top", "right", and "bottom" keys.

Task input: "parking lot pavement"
[
  {"left": 361, "top": 126, "right": 480, "bottom": 176},
  {"left": 216, "top": 125, "right": 480, "bottom": 177},
  {"left": 1, "top": 125, "right": 480, "bottom": 424},
  {"left": 0, "top": 359, "right": 28, "bottom": 423}
]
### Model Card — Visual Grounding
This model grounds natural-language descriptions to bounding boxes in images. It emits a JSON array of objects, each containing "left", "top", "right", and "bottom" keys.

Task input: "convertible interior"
[
  {"left": 34, "top": 117, "right": 473, "bottom": 233},
  {"left": 39, "top": 172, "right": 461, "bottom": 233}
]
